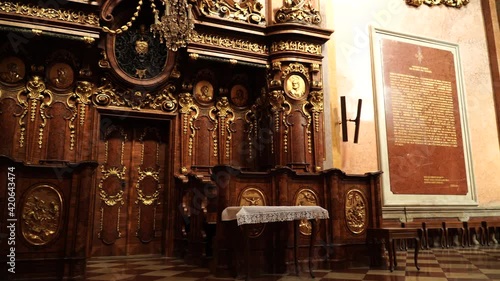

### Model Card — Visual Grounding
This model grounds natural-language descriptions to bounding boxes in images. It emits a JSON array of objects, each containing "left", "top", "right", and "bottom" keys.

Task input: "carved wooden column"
[{"left": 265, "top": 0, "right": 332, "bottom": 172}]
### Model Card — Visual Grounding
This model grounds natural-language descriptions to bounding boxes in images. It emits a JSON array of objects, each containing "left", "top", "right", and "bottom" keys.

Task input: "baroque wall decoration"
[
  {"left": 135, "top": 127, "right": 162, "bottom": 242},
  {"left": 98, "top": 126, "right": 127, "bottom": 244},
  {"left": 294, "top": 188, "right": 319, "bottom": 235},
  {"left": 230, "top": 84, "right": 249, "bottom": 107},
  {"left": 275, "top": 0, "right": 321, "bottom": 25},
  {"left": 405, "top": 0, "right": 469, "bottom": 8},
  {"left": 197, "top": 0, "right": 266, "bottom": 24},
  {"left": 21, "top": 184, "right": 63, "bottom": 246},
  {"left": 0, "top": 56, "right": 25, "bottom": 84},
  {"left": 210, "top": 97, "right": 235, "bottom": 159},
  {"left": 238, "top": 186, "right": 267, "bottom": 237},
  {"left": 270, "top": 41, "right": 322, "bottom": 55},
  {"left": 190, "top": 33, "right": 268, "bottom": 54},
  {"left": 344, "top": 189, "right": 368, "bottom": 234},
  {"left": 114, "top": 25, "right": 168, "bottom": 80},
  {"left": 17, "top": 76, "right": 53, "bottom": 148},
  {"left": 92, "top": 78, "right": 178, "bottom": 112},
  {"left": 48, "top": 62, "right": 74, "bottom": 90},
  {"left": 0, "top": 1, "right": 100, "bottom": 26}
]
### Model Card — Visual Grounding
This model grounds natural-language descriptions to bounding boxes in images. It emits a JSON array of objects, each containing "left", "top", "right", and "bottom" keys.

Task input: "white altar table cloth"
[{"left": 221, "top": 206, "right": 329, "bottom": 226}]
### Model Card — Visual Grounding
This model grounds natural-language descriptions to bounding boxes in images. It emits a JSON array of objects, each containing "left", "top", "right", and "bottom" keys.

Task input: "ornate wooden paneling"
[
  {"left": 0, "top": 156, "right": 97, "bottom": 280},
  {"left": 209, "top": 165, "right": 382, "bottom": 276},
  {"left": 92, "top": 118, "right": 171, "bottom": 257},
  {"left": 0, "top": 98, "right": 20, "bottom": 156}
]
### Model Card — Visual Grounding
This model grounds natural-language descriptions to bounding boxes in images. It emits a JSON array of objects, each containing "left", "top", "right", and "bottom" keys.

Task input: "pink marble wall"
[{"left": 321, "top": 0, "right": 500, "bottom": 206}]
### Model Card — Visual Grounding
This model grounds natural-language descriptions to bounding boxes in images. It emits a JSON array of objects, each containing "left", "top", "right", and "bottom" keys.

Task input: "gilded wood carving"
[
  {"left": 238, "top": 186, "right": 266, "bottom": 237},
  {"left": 98, "top": 126, "right": 127, "bottom": 244},
  {"left": 197, "top": 0, "right": 266, "bottom": 24},
  {"left": 275, "top": 0, "right": 321, "bottom": 25},
  {"left": 0, "top": 1, "right": 99, "bottom": 26},
  {"left": 17, "top": 76, "right": 53, "bottom": 149},
  {"left": 406, "top": 0, "right": 469, "bottom": 8},
  {"left": 344, "top": 189, "right": 367, "bottom": 234},
  {"left": 21, "top": 185, "right": 63, "bottom": 246},
  {"left": 135, "top": 127, "right": 162, "bottom": 242},
  {"left": 295, "top": 188, "right": 319, "bottom": 235}
]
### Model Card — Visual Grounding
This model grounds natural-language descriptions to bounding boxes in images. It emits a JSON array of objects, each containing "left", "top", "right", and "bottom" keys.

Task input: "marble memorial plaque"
[{"left": 370, "top": 27, "right": 476, "bottom": 206}]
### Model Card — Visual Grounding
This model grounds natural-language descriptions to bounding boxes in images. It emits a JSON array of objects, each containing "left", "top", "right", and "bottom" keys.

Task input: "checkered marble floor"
[{"left": 85, "top": 245, "right": 500, "bottom": 281}]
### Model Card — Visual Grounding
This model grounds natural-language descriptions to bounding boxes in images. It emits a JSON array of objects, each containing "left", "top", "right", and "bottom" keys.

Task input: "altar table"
[{"left": 222, "top": 206, "right": 329, "bottom": 280}]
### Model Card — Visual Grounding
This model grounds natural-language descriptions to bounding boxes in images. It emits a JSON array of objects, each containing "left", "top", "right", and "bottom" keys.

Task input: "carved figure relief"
[
  {"left": 345, "top": 189, "right": 367, "bottom": 234},
  {"left": 48, "top": 62, "right": 74, "bottom": 89},
  {"left": 295, "top": 188, "right": 318, "bottom": 235},
  {"left": 194, "top": 80, "right": 214, "bottom": 103},
  {"left": 0, "top": 56, "right": 25, "bottom": 83},
  {"left": 285, "top": 74, "right": 306, "bottom": 99},
  {"left": 21, "top": 185, "right": 63, "bottom": 245},
  {"left": 230, "top": 84, "right": 249, "bottom": 107},
  {"left": 238, "top": 186, "right": 266, "bottom": 237}
]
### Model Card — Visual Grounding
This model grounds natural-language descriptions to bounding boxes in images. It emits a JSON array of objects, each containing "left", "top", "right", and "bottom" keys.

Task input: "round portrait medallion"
[
  {"left": 0, "top": 56, "right": 25, "bottom": 84},
  {"left": 48, "top": 62, "right": 74, "bottom": 89},
  {"left": 194, "top": 80, "right": 214, "bottom": 103},
  {"left": 285, "top": 74, "right": 306, "bottom": 99},
  {"left": 230, "top": 84, "right": 249, "bottom": 107}
]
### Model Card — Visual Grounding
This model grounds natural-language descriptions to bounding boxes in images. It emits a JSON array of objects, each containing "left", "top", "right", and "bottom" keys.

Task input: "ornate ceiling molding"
[{"left": 405, "top": 0, "right": 470, "bottom": 8}]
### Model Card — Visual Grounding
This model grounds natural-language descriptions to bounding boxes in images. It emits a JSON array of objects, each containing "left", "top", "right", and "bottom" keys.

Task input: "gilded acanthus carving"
[
  {"left": 190, "top": 33, "right": 268, "bottom": 54},
  {"left": 271, "top": 41, "right": 322, "bottom": 55},
  {"left": 66, "top": 81, "right": 94, "bottom": 150},
  {"left": 282, "top": 62, "right": 310, "bottom": 81},
  {"left": 0, "top": 1, "right": 100, "bottom": 26},
  {"left": 309, "top": 91, "right": 323, "bottom": 133},
  {"left": 17, "top": 76, "right": 53, "bottom": 148},
  {"left": 197, "top": 0, "right": 266, "bottom": 24},
  {"left": 211, "top": 97, "right": 234, "bottom": 159},
  {"left": 275, "top": 0, "right": 321, "bottom": 25},
  {"left": 301, "top": 102, "right": 312, "bottom": 154},
  {"left": 269, "top": 90, "right": 291, "bottom": 153},
  {"left": 92, "top": 78, "right": 178, "bottom": 112},
  {"left": 406, "top": 0, "right": 469, "bottom": 8},
  {"left": 21, "top": 185, "right": 62, "bottom": 245},
  {"left": 179, "top": 93, "right": 200, "bottom": 157},
  {"left": 345, "top": 189, "right": 367, "bottom": 234}
]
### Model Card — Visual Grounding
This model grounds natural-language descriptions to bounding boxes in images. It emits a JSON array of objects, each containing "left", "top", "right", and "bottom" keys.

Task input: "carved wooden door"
[{"left": 91, "top": 118, "right": 168, "bottom": 256}]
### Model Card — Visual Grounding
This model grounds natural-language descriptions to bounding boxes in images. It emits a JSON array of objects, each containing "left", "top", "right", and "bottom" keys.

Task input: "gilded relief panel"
[
  {"left": 344, "top": 189, "right": 368, "bottom": 235},
  {"left": 294, "top": 188, "right": 319, "bottom": 235},
  {"left": 238, "top": 186, "right": 266, "bottom": 237},
  {"left": 21, "top": 185, "right": 63, "bottom": 246}
]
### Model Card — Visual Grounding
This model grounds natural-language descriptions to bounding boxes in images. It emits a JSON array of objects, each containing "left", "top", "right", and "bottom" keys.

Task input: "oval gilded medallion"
[
  {"left": 21, "top": 185, "right": 63, "bottom": 246},
  {"left": 238, "top": 186, "right": 266, "bottom": 237},
  {"left": 344, "top": 189, "right": 367, "bottom": 234},
  {"left": 294, "top": 188, "right": 319, "bottom": 236}
]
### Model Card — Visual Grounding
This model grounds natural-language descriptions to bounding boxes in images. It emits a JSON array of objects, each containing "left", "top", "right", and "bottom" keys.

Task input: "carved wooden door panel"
[{"left": 91, "top": 119, "right": 168, "bottom": 256}]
